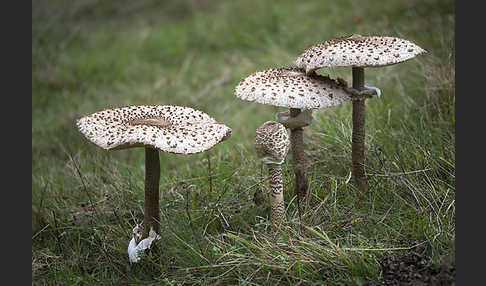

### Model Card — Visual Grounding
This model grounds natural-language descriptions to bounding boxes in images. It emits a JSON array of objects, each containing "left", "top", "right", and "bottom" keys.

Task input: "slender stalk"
[
  {"left": 351, "top": 67, "right": 368, "bottom": 193},
  {"left": 267, "top": 164, "right": 285, "bottom": 225},
  {"left": 207, "top": 152, "right": 213, "bottom": 193},
  {"left": 185, "top": 186, "right": 206, "bottom": 258},
  {"left": 143, "top": 147, "right": 160, "bottom": 238},
  {"left": 289, "top": 108, "right": 309, "bottom": 207}
]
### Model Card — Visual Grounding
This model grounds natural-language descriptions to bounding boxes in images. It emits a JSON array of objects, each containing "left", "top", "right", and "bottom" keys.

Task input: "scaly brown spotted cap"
[
  {"left": 76, "top": 105, "right": 231, "bottom": 154},
  {"left": 295, "top": 34, "right": 426, "bottom": 73}
]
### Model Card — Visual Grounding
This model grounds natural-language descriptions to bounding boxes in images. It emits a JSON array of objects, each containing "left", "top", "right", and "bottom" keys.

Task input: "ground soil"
[{"left": 365, "top": 251, "right": 455, "bottom": 286}]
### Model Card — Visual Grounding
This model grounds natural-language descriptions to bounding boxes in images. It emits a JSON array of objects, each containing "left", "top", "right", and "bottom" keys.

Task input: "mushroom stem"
[
  {"left": 267, "top": 163, "right": 285, "bottom": 225},
  {"left": 289, "top": 108, "right": 309, "bottom": 207},
  {"left": 143, "top": 147, "right": 160, "bottom": 239},
  {"left": 351, "top": 67, "right": 368, "bottom": 193}
]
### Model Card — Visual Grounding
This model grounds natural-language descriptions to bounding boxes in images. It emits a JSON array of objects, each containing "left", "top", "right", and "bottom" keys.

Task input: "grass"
[{"left": 32, "top": 0, "right": 455, "bottom": 284}]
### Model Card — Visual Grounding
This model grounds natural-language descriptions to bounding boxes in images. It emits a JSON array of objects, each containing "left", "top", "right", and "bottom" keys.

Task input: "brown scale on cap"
[
  {"left": 76, "top": 105, "right": 232, "bottom": 154},
  {"left": 295, "top": 34, "right": 427, "bottom": 73},
  {"left": 235, "top": 67, "right": 351, "bottom": 110}
]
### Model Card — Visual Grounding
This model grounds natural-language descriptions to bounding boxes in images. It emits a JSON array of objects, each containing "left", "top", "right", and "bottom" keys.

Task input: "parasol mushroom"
[
  {"left": 76, "top": 105, "right": 231, "bottom": 260},
  {"left": 295, "top": 34, "right": 426, "bottom": 193},
  {"left": 254, "top": 121, "right": 290, "bottom": 225},
  {"left": 235, "top": 67, "right": 369, "bottom": 208}
]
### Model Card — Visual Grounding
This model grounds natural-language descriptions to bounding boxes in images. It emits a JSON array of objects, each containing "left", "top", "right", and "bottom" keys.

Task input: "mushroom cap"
[
  {"left": 235, "top": 67, "right": 351, "bottom": 109},
  {"left": 295, "top": 34, "right": 427, "bottom": 73},
  {"left": 76, "top": 105, "right": 232, "bottom": 154},
  {"left": 254, "top": 121, "right": 290, "bottom": 165}
]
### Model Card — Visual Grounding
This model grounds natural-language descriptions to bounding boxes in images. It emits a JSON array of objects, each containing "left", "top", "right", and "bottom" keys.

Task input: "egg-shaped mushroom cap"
[
  {"left": 76, "top": 105, "right": 232, "bottom": 154},
  {"left": 254, "top": 121, "right": 290, "bottom": 165},
  {"left": 235, "top": 67, "right": 351, "bottom": 109},
  {"left": 295, "top": 34, "right": 427, "bottom": 73}
]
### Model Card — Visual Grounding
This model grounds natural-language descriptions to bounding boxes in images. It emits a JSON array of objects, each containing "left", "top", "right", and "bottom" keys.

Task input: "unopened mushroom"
[
  {"left": 76, "top": 105, "right": 231, "bottom": 260},
  {"left": 236, "top": 67, "right": 362, "bottom": 208},
  {"left": 295, "top": 34, "right": 426, "bottom": 193},
  {"left": 254, "top": 121, "right": 290, "bottom": 225}
]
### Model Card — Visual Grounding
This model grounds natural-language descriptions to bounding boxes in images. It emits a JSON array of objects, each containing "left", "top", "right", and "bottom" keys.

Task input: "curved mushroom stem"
[
  {"left": 267, "top": 163, "right": 285, "bottom": 225},
  {"left": 351, "top": 67, "right": 368, "bottom": 193},
  {"left": 289, "top": 108, "right": 309, "bottom": 209},
  {"left": 143, "top": 147, "right": 160, "bottom": 239}
]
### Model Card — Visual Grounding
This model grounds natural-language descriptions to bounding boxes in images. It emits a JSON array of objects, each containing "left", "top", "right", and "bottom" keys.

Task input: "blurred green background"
[
  {"left": 32, "top": 0, "right": 454, "bottom": 183},
  {"left": 32, "top": 0, "right": 454, "bottom": 284}
]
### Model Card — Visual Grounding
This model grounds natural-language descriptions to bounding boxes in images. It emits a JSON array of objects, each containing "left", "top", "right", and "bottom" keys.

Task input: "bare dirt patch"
[{"left": 366, "top": 251, "right": 455, "bottom": 285}]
